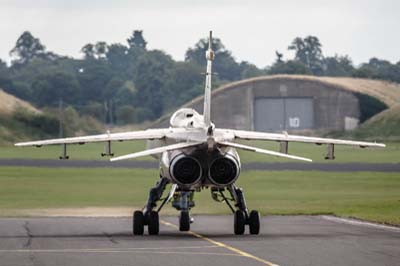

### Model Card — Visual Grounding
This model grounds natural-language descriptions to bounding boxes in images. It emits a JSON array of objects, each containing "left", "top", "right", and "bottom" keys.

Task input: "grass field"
[
  {"left": 1, "top": 140, "right": 399, "bottom": 163},
  {"left": 0, "top": 166, "right": 398, "bottom": 225}
]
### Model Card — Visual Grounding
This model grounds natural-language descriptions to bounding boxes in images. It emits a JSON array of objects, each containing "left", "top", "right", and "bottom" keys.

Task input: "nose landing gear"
[{"left": 172, "top": 191, "right": 195, "bottom": 232}]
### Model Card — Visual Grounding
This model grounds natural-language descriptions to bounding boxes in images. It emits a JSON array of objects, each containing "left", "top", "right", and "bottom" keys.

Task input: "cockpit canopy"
[{"left": 170, "top": 108, "right": 205, "bottom": 128}]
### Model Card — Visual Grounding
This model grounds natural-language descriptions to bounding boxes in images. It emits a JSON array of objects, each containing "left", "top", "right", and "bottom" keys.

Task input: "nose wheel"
[{"left": 179, "top": 211, "right": 190, "bottom": 231}]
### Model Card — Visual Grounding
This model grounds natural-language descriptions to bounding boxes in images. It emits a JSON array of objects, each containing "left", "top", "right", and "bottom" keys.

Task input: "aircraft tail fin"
[{"left": 203, "top": 31, "right": 214, "bottom": 127}]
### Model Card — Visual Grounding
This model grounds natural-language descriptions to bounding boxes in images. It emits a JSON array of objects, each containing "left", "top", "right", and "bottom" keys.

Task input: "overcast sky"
[{"left": 1, "top": 0, "right": 399, "bottom": 67}]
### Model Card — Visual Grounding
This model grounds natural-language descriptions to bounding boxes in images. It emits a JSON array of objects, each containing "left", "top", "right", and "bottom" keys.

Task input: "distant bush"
[
  {"left": 116, "top": 105, "right": 136, "bottom": 124},
  {"left": 13, "top": 109, "right": 59, "bottom": 136}
]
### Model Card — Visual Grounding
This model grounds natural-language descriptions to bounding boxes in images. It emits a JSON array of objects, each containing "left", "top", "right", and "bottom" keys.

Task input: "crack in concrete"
[
  {"left": 103, "top": 232, "right": 118, "bottom": 244},
  {"left": 22, "top": 221, "right": 38, "bottom": 266},
  {"left": 22, "top": 221, "right": 32, "bottom": 248}
]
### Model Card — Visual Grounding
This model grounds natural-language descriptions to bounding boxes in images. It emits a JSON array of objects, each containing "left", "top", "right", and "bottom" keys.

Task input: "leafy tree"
[
  {"left": 32, "top": 71, "right": 80, "bottom": 106},
  {"left": 81, "top": 101, "right": 104, "bottom": 121},
  {"left": 10, "top": 31, "right": 47, "bottom": 65},
  {"left": 94, "top": 42, "right": 108, "bottom": 58},
  {"left": 163, "top": 61, "right": 203, "bottom": 109},
  {"left": 116, "top": 105, "right": 136, "bottom": 124},
  {"left": 288, "top": 36, "right": 324, "bottom": 75},
  {"left": 127, "top": 30, "right": 147, "bottom": 49},
  {"left": 323, "top": 55, "right": 354, "bottom": 76},
  {"left": 81, "top": 42, "right": 108, "bottom": 59},
  {"left": 7, "top": 81, "right": 31, "bottom": 100},
  {"left": 114, "top": 80, "right": 137, "bottom": 106},
  {"left": 353, "top": 58, "right": 400, "bottom": 82},
  {"left": 185, "top": 37, "right": 241, "bottom": 81},
  {"left": 268, "top": 60, "right": 311, "bottom": 75},
  {"left": 81, "top": 43, "right": 95, "bottom": 59},
  {"left": 0, "top": 59, "right": 12, "bottom": 90},
  {"left": 133, "top": 50, "right": 174, "bottom": 118},
  {"left": 106, "top": 44, "right": 129, "bottom": 73},
  {"left": 239, "top": 61, "right": 265, "bottom": 79},
  {"left": 104, "top": 77, "right": 124, "bottom": 99},
  {"left": 0, "top": 59, "right": 7, "bottom": 69},
  {"left": 77, "top": 61, "right": 113, "bottom": 102}
]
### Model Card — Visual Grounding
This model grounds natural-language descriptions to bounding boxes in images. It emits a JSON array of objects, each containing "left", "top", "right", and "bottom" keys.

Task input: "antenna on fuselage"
[{"left": 203, "top": 31, "right": 214, "bottom": 128}]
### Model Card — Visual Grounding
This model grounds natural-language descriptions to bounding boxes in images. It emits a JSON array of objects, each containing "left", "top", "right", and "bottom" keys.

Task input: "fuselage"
[{"left": 147, "top": 108, "right": 241, "bottom": 190}]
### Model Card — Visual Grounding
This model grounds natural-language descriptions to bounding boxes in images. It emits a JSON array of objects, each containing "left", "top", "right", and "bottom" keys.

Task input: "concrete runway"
[
  {"left": 0, "top": 215, "right": 399, "bottom": 266},
  {"left": 1, "top": 159, "right": 400, "bottom": 172}
]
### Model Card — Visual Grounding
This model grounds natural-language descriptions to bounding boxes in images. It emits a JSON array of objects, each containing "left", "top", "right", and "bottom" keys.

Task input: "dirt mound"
[{"left": 0, "top": 89, "right": 41, "bottom": 115}]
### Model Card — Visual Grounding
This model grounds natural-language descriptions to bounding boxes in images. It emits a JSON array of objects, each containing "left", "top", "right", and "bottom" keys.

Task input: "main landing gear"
[
  {"left": 213, "top": 185, "right": 260, "bottom": 235},
  {"left": 133, "top": 177, "right": 195, "bottom": 235},
  {"left": 133, "top": 177, "right": 168, "bottom": 236}
]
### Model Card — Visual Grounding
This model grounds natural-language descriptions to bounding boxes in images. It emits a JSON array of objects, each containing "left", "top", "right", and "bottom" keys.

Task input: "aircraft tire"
[
  {"left": 234, "top": 210, "right": 246, "bottom": 235},
  {"left": 133, "top": 210, "right": 144, "bottom": 235},
  {"left": 248, "top": 210, "right": 260, "bottom": 235},
  {"left": 179, "top": 211, "right": 190, "bottom": 231},
  {"left": 148, "top": 211, "right": 159, "bottom": 235}
]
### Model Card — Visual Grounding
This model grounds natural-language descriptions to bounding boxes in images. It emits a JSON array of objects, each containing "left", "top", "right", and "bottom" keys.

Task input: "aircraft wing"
[
  {"left": 110, "top": 141, "right": 204, "bottom": 161},
  {"left": 14, "top": 128, "right": 176, "bottom": 147},
  {"left": 218, "top": 141, "right": 312, "bottom": 162},
  {"left": 218, "top": 129, "right": 385, "bottom": 148}
]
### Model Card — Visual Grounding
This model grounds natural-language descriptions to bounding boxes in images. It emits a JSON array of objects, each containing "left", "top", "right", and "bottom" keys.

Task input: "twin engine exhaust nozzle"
[{"left": 168, "top": 153, "right": 240, "bottom": 188}]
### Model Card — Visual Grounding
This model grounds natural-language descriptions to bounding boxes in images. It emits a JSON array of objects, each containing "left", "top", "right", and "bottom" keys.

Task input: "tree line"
[{"left": 0, "top": 30, "right": 399, "bottom": 126}]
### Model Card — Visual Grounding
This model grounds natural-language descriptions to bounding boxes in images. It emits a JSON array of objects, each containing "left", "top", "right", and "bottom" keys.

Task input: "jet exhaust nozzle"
[
  {"left": 208, "top": 155, "right": 240, "bottom": 186},
  {"left": 170, "top": 154, "right": 202, "bottom": 187}
]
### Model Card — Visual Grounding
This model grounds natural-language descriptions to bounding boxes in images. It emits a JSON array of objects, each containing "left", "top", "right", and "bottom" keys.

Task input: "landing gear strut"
[
  {"left": 172, "top": 191, "right": 195, "bottom": 232},
  {"left": 227, "top": 185, "right": 260, "bottom": 235},
  {"left": 133, "top": 177, "right": 169, "bottom": 236}
]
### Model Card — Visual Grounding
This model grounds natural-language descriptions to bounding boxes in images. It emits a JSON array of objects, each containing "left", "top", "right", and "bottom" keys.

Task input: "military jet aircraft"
[{"left": 15, "top": 31, "right": 385, "bottom": 235}]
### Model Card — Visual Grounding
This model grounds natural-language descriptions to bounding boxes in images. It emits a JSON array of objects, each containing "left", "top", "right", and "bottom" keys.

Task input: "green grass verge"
[
  {"left": 1, "top": 141, "right": 399, "bottom": 163},
  {"left": 0, "top": 167, "right": 398, "bottom": 225}
]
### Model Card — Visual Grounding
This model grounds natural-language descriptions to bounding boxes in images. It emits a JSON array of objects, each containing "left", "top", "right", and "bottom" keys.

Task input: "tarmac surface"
[
  {"left": 0, "top": 215, "right": 399, "bottom": 266},
  {"left": 1, "top": 159, "right": 400, "bottom": 172}
]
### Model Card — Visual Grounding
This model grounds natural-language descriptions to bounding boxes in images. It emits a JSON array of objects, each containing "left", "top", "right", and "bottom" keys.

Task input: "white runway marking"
[
  {"left": 0, "top": 245, "right": 242, "bottom": 257},
  {"left": 0, "top": 245, "right": 219, "bottom": 253},
  {"left": 321, "top": 215, "right": 400, "bottom": 232},
  {"left": 0, "top": 249, "right": 241, "bottom": 257}
]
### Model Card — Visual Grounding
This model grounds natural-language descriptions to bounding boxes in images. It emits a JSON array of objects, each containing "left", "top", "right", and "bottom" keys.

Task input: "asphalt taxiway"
[{"left": 0, "top": 215, "right": 398, "bottom": 266}]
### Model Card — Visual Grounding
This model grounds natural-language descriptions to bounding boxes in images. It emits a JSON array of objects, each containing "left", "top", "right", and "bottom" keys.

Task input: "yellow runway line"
[{"left": 161, "top": 220, "right": 280, "bottom": 266}]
